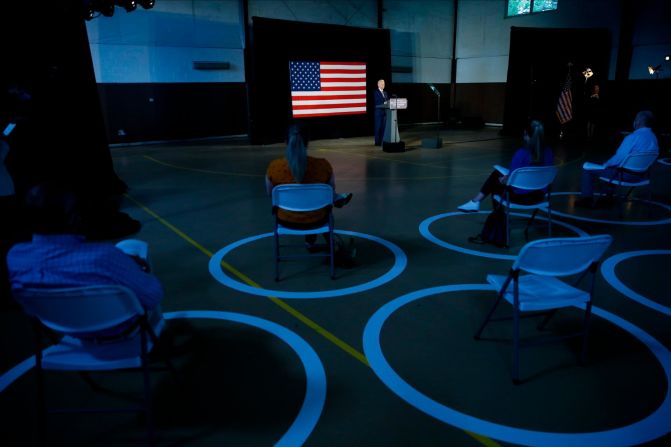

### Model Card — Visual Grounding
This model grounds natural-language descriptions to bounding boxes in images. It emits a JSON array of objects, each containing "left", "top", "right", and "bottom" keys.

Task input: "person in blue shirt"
[
  {"left": 457, "top": 119, "right": 554, "bottom": 213},
  {"left": 7, "top": 182, "right": 163, "bottom": 337},
  {"left": 575, "top": 110, "right": 658, "bottom": 208}
]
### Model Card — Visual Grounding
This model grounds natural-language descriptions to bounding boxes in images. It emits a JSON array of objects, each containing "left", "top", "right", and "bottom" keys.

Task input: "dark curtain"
[
  {"left": 1, "top": 0, "right": 122, "bottom": 197},
  {"left": 502, "top": 27, "right": 610, "bottom": 139}
]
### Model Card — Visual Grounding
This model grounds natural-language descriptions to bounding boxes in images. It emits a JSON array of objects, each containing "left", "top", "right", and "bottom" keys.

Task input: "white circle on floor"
[
  {"left": 551, "top": 192, "right": 671, "bottom": 225},
  {"left": 363, "top": 284, "right": 671, "bottom": 447},
  {"left": 601, "top": 250, "right": 671, "bottom": 317},
  {"left": 209, "top": 230, "right": 407, "bottom": 299},
  {"left": 0, "top": 311, "right": 326, "bottom": 447},
  {"left": 419, "top": 211, "right": 588, "bottom": 260}
]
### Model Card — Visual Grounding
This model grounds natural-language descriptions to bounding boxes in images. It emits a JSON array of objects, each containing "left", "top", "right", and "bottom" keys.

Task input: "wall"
[
  {"left": 87, "top": 0, "right": 671, "bottom": 141},
  {"left": 86, "top": 0, "right": 247, "bottom": 143},
  {"left": 628, "top": 0, "right": 671, "bottom": 80}
]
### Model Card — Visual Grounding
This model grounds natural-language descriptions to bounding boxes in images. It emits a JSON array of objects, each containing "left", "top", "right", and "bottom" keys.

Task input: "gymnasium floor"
[{"left": 2, "top": 127, "right": 671, "bottom": 446}]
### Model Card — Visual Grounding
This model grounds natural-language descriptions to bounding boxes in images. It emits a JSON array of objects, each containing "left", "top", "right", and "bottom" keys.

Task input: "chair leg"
[
  {"left": 579, "top": 302, "right": 593, "bottom": 366},
  {"left": 505, "top": 206, "right": 511, "bottom": 248},
  {"left": 536, "top": 309, "right": 557, "bottom": 330},
  {"left": 329, "top": 228, "right": 335, "bottom": 280},
  {"left": 34, "top": 327, "right": 47, "bottom": 447},
  {"left": 145, "top": 324, "right": 180, "bottom": 385},
  {"left": 274, "top": 231, "right": 280, "bottom": 282},
  {"left": 523, "top": 209, "right": 539, "bottom": 242},
  {"left": 512, "top": 305, "right": 521, "bottom": 384},
  {"left": 474, "top": 293, "right": 503, "bottom": 340},
  {"left": 547, "top": 199, "right": 552, "bottom": 237},
  {"left": 140, "top": 330, "right": 155, "bottom": 447}
]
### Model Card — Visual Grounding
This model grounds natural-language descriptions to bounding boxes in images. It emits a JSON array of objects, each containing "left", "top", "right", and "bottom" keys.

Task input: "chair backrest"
[
  {"left": 13, "top": 285, "right": 145, "bottom": 335},
  {"left": 507, "top": 166, "right": 559, "bottom": 191},
  {"left": 272, "top": 183, "right": 333, "bottom": 212},
  {"left": 513, "top": 235, "right": 613, "bottom": 276},
  {"left": 619, "top": 152, "right": 658, "bottom": 173}
]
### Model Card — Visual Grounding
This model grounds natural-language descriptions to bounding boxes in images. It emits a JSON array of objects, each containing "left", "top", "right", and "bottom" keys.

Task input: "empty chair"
[
  {"left": 492, "top": 165, "right": 559, "bottom": 247},
  {"left": 598, "top": 152, "right": 657, "bottom": 217},
  {"left": 272, "top": 183, "right": 335, "bottom": 281},
  {"left": 473, "top": 235, "right": 613, "bottom": 384},
  {"left": 13, "top": 285, "right": 176, "bottom": 447}
]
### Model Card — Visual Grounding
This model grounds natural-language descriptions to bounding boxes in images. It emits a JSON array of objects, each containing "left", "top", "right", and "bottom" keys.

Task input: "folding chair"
[
  {"left": 492, "top": 165, "right": 558, "bottom": 247},
  {"left": 13, "top": 285, "right": 176, "bottom": 447},
  {"left": 473, "top": 235, "right": 613, "bottom": 384},
  {"left": 272, "top": 183, "right": 335, "bottom": 281},
  {"left": 597, "top": 152, "right": 657, "bottom": 218}
]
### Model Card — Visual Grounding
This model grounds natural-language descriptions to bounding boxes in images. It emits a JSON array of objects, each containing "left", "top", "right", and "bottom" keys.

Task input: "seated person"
[
  {"left": 575, "top": 110, "right": 658, "bottom": 208},
  {"left": 7, "top": 182, "right": 163, "bottom": 339},
  {"left": 457, "top": 119, "right": 554, "bottom": 213},
  {"left": 265, "top": 124, "right": 352, "bottom": 249}
]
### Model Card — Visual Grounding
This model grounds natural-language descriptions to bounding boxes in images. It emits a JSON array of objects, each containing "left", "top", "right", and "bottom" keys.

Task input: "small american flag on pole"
[
  {"left": 556, "top": 69, "right": 573, "bottom": 125},
  {"left": 290, "top": 61, "right": 366, "bottom": 118}
]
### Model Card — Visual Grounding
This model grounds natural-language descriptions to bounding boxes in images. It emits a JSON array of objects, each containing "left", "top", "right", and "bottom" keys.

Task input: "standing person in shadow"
[
  {"left": 373, "top": 79, "right": 389, "bottom": 146},
  {"left": 265, "top": 124, "right": 352, "bottom": 251},
  {"left": 585, "top": 84, "right": 601, "bottom": 141}
]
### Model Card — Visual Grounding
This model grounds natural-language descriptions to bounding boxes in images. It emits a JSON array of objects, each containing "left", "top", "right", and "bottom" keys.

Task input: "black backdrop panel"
[
  {"left": 502, "top": 27, "right": 610, "bottom": 137},
  {"left": 250, "top": 17, "right": 391, "bottom": 144}
]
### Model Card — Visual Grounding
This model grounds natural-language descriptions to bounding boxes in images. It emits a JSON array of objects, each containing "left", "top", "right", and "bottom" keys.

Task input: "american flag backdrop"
[
  {"left": 555, "top": 70, "right": 573, "bottom": 125},
  {"left": 290, "top": 61, "right": 366, "bottom": 118}
]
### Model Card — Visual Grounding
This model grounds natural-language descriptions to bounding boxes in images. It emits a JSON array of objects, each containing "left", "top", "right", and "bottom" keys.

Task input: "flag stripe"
[
  {"left": 320, "top": 63, "right": 365, "bottom": 69},
  {"left": 321, "top": 81, "right": 367, "bottom": 87},
  {"left": 293, "top": 99, "right": 367, "bottom": 106},
  {"left": 320, "top": 69, "right": 366, "bottom": 75},
  {"left": 319, "top": 86, "right": 366, "bottom": 92},
  {"left": 293, "top": 109, "right": 366, "bottom": 117},
  {"left": 292, "top": 101, "right": 367, "bottom": 109},
  {"left": 555, "top": 71, "right": 573, "bottom": 125},
  {"left": 291, "top": 93, "right": 366, "bottom": 100},
  {"left": 290, "top": 60, "right": 367, "bottom": 118}
]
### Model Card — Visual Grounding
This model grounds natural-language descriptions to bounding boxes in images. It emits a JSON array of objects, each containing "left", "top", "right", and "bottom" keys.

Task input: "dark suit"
[{"left": 373, "top": 89, "right": 388, "bottom": 146}]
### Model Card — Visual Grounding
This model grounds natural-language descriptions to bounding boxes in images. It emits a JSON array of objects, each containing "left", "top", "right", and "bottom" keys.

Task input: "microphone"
[{"left": 391, "top": 93, "right": 398, "bottom": 98}]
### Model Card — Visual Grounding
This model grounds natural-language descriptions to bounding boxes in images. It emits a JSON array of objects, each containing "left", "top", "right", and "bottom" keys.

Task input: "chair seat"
[
  {"left": 598, "top": 177, "right": 649, "bottom": 187},
  {"left": 42, "top": 334, "right": 154, "bottom": 371},
  {"left": 42, "top": 317, "right": 165, "bottom": 371},
  {"left": 486, "top": 274, "right": 589, "bottom": 312},
  {"left": 277, "top": 223, "right": 330, "bottom": 236},
  {"left": 492, "top": 195, "right": 548, "bottom": 210}
]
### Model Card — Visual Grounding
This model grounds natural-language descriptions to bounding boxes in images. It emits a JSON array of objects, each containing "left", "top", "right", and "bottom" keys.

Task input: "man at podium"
[{"left": 373, "top": 78, "right": 388, "bottom": 146}]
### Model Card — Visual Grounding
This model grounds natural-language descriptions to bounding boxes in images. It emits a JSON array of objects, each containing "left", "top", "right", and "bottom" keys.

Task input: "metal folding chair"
[
  {"left": 474, "top": 235, "right": 613, "bottom": 384},
  {"left": 598, "top": 152, "right": 657, "bottom": 218},
  {"left": 13, "top": 285, "right": 176, "bottom": 447},
  {"left": 492, "top": 165, "right": 559, "bottom": 247},
  {"left": 272, "top": 183, "right": 335, "bottom": 281}
]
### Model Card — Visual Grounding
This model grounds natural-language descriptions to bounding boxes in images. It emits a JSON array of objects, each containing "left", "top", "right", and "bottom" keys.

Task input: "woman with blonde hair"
[{"left": 266, "top": 124, "right": 352, "bottom": 248}]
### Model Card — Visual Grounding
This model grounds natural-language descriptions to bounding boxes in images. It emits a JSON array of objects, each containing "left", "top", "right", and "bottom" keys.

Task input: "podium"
[{"left": 381, "top": 98, "right": 407, "bottom": 152}]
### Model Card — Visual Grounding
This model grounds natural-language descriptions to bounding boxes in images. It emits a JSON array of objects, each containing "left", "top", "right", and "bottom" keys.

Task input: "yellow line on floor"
[
  {"left": 143, "top": 155, "right": 264, "bottom": 177},
  {"left": 466, "top": 431, "right": 506, "bottom": 447},
  {"left": 125, "top": 194, "right": 369, "bottom": 367},
  {"left": 125, "top": 193, "right": 502, "bottom": 447}
]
